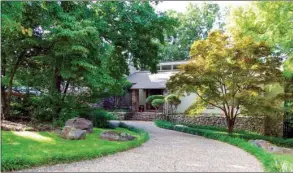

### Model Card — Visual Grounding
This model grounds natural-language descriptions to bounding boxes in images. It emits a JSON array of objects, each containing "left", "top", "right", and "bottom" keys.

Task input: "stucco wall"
[{"left": 176, "top": 93, "right": 223, "bottom": 114}]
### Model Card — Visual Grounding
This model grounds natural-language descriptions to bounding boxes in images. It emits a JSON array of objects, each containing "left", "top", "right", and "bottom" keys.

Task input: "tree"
[
  {"left": 166, "top": 31, "right": 283, "bottom": 134},
  {"left": 1, "top": 1, "right": 176, "bottom": 122},
  {"left": 159, "top": 2, "right": 223, "bottom": 61},
  {"left": 228, "top": 1, "right": 293, "bottom": 122}
]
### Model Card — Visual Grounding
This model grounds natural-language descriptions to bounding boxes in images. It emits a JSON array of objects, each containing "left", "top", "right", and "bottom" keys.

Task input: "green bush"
[
  {"left": 182, "top": 122, "right": 293, "bottom": 148},
  {"left": 146, "top": 95, "right": 164, "bottom": 104},
  {"left": 155, "top": 120, "right": 293, "bottom": 172},
  {"left": 165, "top": 94, "right": 181, "bottom": 105},
  {"left": 151, "top": 99, "right": 165, "bottom": 108},
  {"left": 80, "top": 109, "right": 118, "bottom": 128}
]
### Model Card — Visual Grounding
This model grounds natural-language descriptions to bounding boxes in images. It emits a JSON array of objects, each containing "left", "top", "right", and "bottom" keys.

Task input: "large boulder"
[
  {"left": 100, "top": 131, "right": 136, "bottom": 141},
  {"left": 65, "top": 117, "right": 93, "bottom": 133},
  {"left": 62, "top": 126, "right": 86, "bottom": 140},
  {"left": 249, "top": 139, "right": 293, "bottom": 155}
]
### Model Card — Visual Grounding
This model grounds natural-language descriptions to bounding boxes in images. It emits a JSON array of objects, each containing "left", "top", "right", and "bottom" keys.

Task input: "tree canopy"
[
  {"left": 159, "top": 2, "right": 224, "bottom": 61},
  {"left": 166, "top": 31, "right": 283, "bottom": 133},
  {"left": 1, "top": 1, "right": 176, "bottom": 122}
]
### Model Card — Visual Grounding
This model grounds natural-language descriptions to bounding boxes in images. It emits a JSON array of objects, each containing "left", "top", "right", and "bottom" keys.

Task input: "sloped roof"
[{"left": 127, "top": 71, "right": 178, "bottom": 89}]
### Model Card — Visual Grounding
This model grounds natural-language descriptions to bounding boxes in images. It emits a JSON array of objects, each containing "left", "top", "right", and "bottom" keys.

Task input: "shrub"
[
  {"left": 80, "top": 109, "right": 118, "bottom": 128},
  {"left": 146, "top": 95, "right": 164, "bottom": 104},
  {"left": 151, "top": 99, "right": 165, "bottom": 108},
  {"left": 165, "top": 94, "right": 181, "bottom": 105}
]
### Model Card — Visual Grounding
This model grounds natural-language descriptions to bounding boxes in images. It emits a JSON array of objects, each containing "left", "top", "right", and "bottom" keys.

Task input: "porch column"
[{"left": 131, "top": 89, "right": 139, "bottom": 112}]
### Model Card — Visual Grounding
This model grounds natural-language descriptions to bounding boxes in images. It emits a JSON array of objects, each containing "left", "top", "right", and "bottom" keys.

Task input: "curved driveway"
[{"left": 21, "top": 121, "right": 263, "bottom": 172}]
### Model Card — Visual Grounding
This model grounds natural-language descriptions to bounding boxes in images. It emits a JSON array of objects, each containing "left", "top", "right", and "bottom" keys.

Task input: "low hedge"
[
  {"left": 155, "top": 120, "right": 292, "bottom": 172},
  {"left": 176, "top": 121, "right": 293, "bottom": 148}
]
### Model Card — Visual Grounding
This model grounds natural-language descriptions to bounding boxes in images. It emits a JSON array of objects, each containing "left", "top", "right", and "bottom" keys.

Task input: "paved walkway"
[{"left": 20, "top": 121, "right": 263, "bottom": 172}]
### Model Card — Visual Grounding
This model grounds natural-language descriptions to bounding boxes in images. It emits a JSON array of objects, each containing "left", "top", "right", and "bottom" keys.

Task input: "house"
[{"left": 126, "top": 60, "right": 223, "bottom": 114}]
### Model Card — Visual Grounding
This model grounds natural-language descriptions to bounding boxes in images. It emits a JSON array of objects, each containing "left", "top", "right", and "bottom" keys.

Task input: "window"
[
  {"left": 161, "top": 65, "right": 171, "bottom": 70},
  {"left": 173, "top": 64, "right": 181, "bottom": 70}
]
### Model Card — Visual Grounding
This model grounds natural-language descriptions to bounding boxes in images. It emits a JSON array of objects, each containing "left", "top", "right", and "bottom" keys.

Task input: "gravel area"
[{"left": 19, "top": 121, "right": 263, "bottom": 172}]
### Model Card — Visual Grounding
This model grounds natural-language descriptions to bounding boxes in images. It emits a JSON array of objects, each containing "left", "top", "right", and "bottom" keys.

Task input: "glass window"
[
  {"left": 173, "top": 64, "right": 181, "bottom": 70},
  {"left": 161, "top": 65, "right": 171, "bottom": 70}
]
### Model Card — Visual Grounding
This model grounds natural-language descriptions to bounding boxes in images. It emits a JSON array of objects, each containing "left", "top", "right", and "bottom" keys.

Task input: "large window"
[
  {"left": 173, "top": 64, "right": 181, "bottom": 70},
  {"left": 161, "top": 65, "right": 172, "bottom": 70}
]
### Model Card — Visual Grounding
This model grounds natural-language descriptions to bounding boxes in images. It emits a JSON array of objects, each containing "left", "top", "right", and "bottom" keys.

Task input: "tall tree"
[
  {"left": 166, "top": 31, "right": 282, "bottom": 134},
  {"left": 228, "top": 1, "right": 293, "bottom": 119},
  {"left": 1, "top": 1, "right": 176, "bottom": 120},
  {"left": 159, "top": 2, "right": 222, "bottom": 61}
]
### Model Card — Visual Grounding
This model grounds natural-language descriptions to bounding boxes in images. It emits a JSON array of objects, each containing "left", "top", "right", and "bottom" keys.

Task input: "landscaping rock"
[
  {"left": 100, "top": 131, "right": 135, "bottom": 141},
  {"left": 65, "top": 117, "right": 93, "bottom": 133},
  {"left": 249, "top": 139, "right": 293, "bottom": 155},
  {"left": 62, "top": 126, "right": 86, "bottom": 140},
  {"left": 175, "top": 124, "right": 187, "bottom": 128}
]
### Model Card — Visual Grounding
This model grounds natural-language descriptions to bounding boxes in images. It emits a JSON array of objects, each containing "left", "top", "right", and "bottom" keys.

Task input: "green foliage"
[
  {"left": 80, "top": 109, "right": 118, "bottom": 128},
  {"left": 229, "top": 2, "right": 293, "bottom": 78},
  {"left": 160, "top": 2, "right": 224, "bottom": 61},
  {"left": 165, "top": 94, "right": 181, "bottom": 105},
  {"left": 155, "top": 120, "right": 293, "bottom": 172},
  {"left": 1, "top": 1, "right": 176, "bottom": 121},
  {"left": 146, "top": 95, "right": 164, "bottom": 104},
  {"left": 151, "top": 99, "right": 165, "bottom": 108},
  {"left": 1, "top": 125, "right": 149, "bottom": 172},
  {"left": 167, "top": 31, "right": 283, "bottom": 133}
]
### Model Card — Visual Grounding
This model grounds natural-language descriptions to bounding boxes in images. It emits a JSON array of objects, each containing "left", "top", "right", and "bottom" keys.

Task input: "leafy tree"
[
  {"left": 166, "top": 31, "right": 283, "bottom": 134},
  {"left": 228, "top": 1, "right": 293, "bottom": 120},
  {"left": 1, "top": 1, "right": 176, "bottom": 122},
  {"left": 159, "top": 2, "right": 222, "bottom": 61}
]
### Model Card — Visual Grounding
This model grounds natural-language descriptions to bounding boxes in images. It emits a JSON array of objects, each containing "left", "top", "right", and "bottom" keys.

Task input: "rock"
[
  {"left": 249, "top": 139, "right": 293, "bottom": 155},
  {"left": 65, "top": 117, "right": 93, "bottom": 133},
  {"left": 62, "top": 126, "right": 86, "bottom": 140},
  {"left": 100, "top": 131, "right": 136, "bottom": 141},
  {"left": 175, "top": 124, "right": 187, "bottom": 128}
]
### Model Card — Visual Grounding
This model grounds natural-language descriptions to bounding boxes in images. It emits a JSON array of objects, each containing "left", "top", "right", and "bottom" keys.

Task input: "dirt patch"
[{"left": 1, "top": 120, "right": 56, "bottom": 131}]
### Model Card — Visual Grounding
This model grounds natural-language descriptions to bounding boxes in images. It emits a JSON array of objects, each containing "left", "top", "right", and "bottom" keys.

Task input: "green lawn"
[
  {"left": 1, "top": 126, "right": 149, "bottom": 171},
  {"left": 155, "top": 120, "right": 293, "bottom": 172}
]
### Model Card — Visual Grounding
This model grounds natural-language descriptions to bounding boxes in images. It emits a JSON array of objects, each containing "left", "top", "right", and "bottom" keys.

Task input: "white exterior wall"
[{"left": 176, "top": 93, "right": 223, "bottom": 114}]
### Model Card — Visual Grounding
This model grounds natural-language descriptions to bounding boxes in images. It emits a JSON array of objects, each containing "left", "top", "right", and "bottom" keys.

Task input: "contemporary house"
[{"left": 126, "top": 60, "right": 223, "bottom": 114}]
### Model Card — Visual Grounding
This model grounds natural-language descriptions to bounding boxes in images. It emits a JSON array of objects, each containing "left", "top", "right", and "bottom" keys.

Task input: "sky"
[{"left": 154, "top": 1, "right": 250, "bottom": 13}]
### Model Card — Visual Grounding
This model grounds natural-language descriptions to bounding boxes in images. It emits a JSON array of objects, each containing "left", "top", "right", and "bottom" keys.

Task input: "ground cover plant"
[{"left": 1, "top": 123, "right": 149, "bottom": 172}]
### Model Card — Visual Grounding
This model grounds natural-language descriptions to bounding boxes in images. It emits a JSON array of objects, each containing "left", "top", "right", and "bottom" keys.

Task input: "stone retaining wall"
[
  {"left": 111, "top": 112, "right": 283, "bottom": 137},
  {"left": 112, "top": 112, "right": 133, "bottom": 120},
  {"left": 172, "top": 114, "right": 266, "bottom": 134}
]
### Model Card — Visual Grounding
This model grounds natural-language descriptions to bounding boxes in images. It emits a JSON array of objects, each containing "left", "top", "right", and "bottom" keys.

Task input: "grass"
[
  {"left": 155, "top": 120, "right": 293, "bottom": 172},
  {"left": 1, "top": 123, "right": 149, "bottom": 172}
]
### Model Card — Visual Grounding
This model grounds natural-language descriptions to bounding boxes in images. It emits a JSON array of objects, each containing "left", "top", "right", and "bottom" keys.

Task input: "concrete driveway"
[{"left": 20, "top": 121, "right": 263, "bottom": 172}]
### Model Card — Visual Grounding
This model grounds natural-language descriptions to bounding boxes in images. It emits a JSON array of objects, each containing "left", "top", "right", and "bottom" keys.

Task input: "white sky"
[{"left": 154, "top": 1, "right": 250, "bottom": 12}]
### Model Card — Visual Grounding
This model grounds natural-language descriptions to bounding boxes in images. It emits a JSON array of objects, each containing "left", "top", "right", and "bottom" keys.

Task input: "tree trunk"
[
  {"left": 4, "top": 58, "right": 22, "bottom": 118},
  {"left": 226, "top": 116, "right": 235, "bottom": 135},
  {"left": 54, "top": 67, "right": 62, "bottom": 118},
  {"left": 1, "top": 85, "right": 6, "bottom": 120}
]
